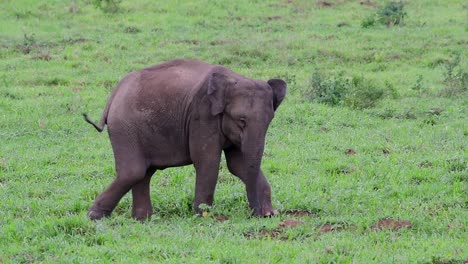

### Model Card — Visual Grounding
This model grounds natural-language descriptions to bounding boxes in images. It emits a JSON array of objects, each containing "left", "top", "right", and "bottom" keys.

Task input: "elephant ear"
[
  {"left": 207, "top": 72, "right": 236, "bottom": 116},
  {"left": 267, "top": 79, "right": 287, "bottom": 111}
]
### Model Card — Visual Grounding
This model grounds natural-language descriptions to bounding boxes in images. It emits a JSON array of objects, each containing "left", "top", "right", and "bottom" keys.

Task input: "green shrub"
[
  {"left": 377, "top": 1, "right": 406, "bottom": 26},
  {"left": 344, "top": 76, "right": 385, "bottom": 109},
  {"left": 304, "top": 71, "right": 387, "bottom": 109},
  {"left": 362, "top": 1, "right": 406, "bottom": 28},
  {"left": 361, "top": 16, "right": 376, "bottom": 28},
  {"left": 93, "top": 0, "right": 121, "bottom": 13},
  {"left": 304, "top": 70, "right": 349, "bottom": 106},
  {"left": 440, "top": 53, "right": 468, "bottom": 97}
]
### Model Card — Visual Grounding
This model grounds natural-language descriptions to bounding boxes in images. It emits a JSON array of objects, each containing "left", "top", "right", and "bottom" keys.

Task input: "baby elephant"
[{"left": 84, "top": 59, "right": 286, "bottom": 220}]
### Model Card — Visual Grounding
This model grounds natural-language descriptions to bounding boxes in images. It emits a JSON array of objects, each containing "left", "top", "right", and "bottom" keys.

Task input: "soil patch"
[
  {"left": 214, "top": 214, "right": 229, "bottom": 222},
  {"left": 345, "top": 149, "right": 357, "bottom": 156},
  {"left": 371, "top": 218, "right": 412, "bottom": 231},
  {"left": 279, "top": 219, "right": 305, "bottom": 228},
  {"left": 283, "top": 209, "right": 316, "bottom": 218},
  {"left": 33, "top": 52, "right": 52, "bottom": 61},
  {"left": 316, "top": 1, "right": 333, "bottom": 8},
  {"left": 418, "top": 161, "right": 433, "bottom": 168},
  {"left": 266, "top": 16, "right": 282, "bottom": 21},
  {"left": 317, "top": 222, "right": 351, "bottom": 233},
  {"left": 244, "top": 218, "right": 304, "bottom": 240},
  {"left": 360, "top": 0, "right": 378, "bottom": 8}
]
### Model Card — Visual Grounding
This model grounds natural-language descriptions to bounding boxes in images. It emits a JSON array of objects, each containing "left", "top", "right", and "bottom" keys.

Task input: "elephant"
[{"left": 83, "top": 59, "right": 287, "bottom": 220}]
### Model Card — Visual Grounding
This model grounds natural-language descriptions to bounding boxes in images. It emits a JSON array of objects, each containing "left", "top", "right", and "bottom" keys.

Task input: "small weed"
[
  {"left": 46, "top": 78, "right": 68, "bottom": 86},
  {"left": 124, "top": 26, "right": 141, "bottom": 34},
  {"left": 93, "top": 0, "right": 121, "bottom": 13},
  {"left": 69, "top": 1, "right": 80, "bottom": 13},
  {"left": 362, "top": 1, "right": 406, "bottom": 28},
  {"left": 14, "top": 9, "right": 35, "bottom": 20},
  {"left": 439, "top": 53, "right": 468, "bottom": 97},
  {"left": 361, "top": 16, "right": 376, "bottom": 28},
  {"left": 17, "top": 33, "right": 36, "bottom": 54},
  {"left": 430, "top": 256, "right": 466, "bottom": 264},
  {"left": 412, "top": 75, "right": 425, "bottom": 94},
  {"left": 422, "top": 117, "right": 437, "bottom": 126},
  {"left": 23, "top": 33, "right": 36, "bottom": 47},
  {"left": 445, "top": 158, "right": 466, "bottom": 173}
]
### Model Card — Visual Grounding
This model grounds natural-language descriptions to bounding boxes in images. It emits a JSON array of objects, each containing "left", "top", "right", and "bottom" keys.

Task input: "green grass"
[{"left": 0, "top": 0, "right": 467, "bottom": 263}]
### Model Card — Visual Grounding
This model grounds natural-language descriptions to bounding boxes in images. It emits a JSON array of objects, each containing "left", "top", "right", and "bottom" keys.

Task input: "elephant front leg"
[
  {"left": 225, "top": 148, "right": 278, "bottom": 217},
  {"left": 192, "top": 160, "right": 221, "bottom": 214},
  {"left": 245, "top": 171, "right": 277, "bottom": 217},
  {"left": 190, "top": 143, "right": 222, "bottom": 215}
]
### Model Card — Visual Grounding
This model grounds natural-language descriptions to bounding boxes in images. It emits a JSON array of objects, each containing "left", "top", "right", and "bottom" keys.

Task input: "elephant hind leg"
[
  {"left": 88, "top": 152, "right": 148, "bottom": 220},
  {"left": 131, "top": 167, "right": 156, "bottom": 221}
]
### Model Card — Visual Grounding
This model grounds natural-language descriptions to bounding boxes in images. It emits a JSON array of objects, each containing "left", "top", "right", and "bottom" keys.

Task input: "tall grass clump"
[{"left": 304, "top": 70, "right": 389, "bottom": 109}]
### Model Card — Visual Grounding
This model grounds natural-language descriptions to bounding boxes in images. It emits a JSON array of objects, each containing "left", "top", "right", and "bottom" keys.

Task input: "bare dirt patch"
[
  {"left": 209, "top": 40, "right": 230, "bottom": 46},
  {"left": 345, "top": 149, "right": 357, "bottom": 156},
  {"left": 265, "top": 16, "right": 282, "bottom": 21},
  {"left": 360, "top": 0, "right": 378, "bottom": 8},
  {"left": 64, "top": 38, "right": 89, "bottom": 44},
  {"left": 283, "top": 209, "right": 316, "bottom": 218},
  {"left": 370, "top": 218, "right": 412, "bottom": 231},
  {"left": 382, "top": 148, "right": 391, "bottom": 155},
  {"left": 244, "top": 218, "right": 305, "bottom": 240},
  {"left": 316, "top": 1, "right": 333, "bottom": 8},
  {"left": 214, "top": 214, "right": 229, "bottom": 223},
  {"left": 280, "top": 219, "right": 305, "bottom": 228},
  {"left": 418, "top": 161, "right": 433, "bottom": 168},
  {"left": 33, "top": 51, "right": 52, "bottom": 61},
  {"left": 317, "top": 222, "right": 352, "bottom": 233}
]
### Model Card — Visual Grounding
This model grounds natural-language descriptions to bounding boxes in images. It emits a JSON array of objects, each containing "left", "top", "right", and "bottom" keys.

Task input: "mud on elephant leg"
[
  {"left": 224, "top": 148, "right": 278, "bottom": 217},
  {"left": 131, "top": 167, "right": 156, "bottom": 221},
  {"left": 88, "top": 162, "right": 148, "bottom": 220}
]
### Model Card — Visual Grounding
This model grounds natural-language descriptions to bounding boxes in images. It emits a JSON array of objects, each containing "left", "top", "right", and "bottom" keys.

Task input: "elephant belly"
[{"left": 140, "top": 123, "right": 192, "bottom": 169}]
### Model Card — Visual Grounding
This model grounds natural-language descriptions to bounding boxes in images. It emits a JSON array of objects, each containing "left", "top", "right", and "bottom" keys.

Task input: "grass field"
[{"left": 0, "top": 0, "right": 467, "bottom": 263}]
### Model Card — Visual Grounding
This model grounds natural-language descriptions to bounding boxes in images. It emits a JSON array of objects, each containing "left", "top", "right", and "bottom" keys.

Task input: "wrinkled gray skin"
[{"left": 84, "top": 59, "right": 286, "bottom": 220}]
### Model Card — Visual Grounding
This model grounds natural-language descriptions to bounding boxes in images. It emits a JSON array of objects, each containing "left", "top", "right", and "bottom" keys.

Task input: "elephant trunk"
[{"left": 241, "top": 127, "right": 267, "bottom": 212}]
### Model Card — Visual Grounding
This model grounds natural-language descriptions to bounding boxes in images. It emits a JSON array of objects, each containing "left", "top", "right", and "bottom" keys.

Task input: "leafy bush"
[
  {"left": 304, "top": 70, "right": 348, "bottom": 106},
  {"left": 361, "top": 16, "right": 376, "bottom": 28},
  {"left": 440, "top": 53, "right": 468, "bottom": 97},
  {"left": 344, "top": 77, "right": 385, "bottom": 109},
  {"left": 304, "top": 70, "right": 388, "bottom": 109},
  {"left": 377, "top": 1, "right": 406, "bottom": 26},
  {"left": 362, "top": 1, "right": 406, "bottom": 28}
]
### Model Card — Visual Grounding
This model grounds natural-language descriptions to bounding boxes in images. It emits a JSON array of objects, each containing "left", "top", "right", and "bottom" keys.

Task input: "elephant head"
[{"left": 207, "top": 71, "right": 286, "bottom": 215}]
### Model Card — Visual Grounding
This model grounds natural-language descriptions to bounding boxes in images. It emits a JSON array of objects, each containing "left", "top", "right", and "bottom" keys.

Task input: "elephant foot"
[
  {"left": 252, "top": 206, "right": 278, "bottom": 217},
  {"left": 132, "top": 208, "right": 153, "bottom": 221},
  {"left": 88, "top": 206, "right": 112, "bottom": 220}
]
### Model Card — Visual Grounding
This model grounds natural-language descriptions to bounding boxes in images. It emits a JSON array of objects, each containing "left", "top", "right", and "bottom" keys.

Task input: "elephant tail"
[
  {"left": 83, "top": 112, "right": 106, "bottom": 132},
  {"left": 83, "top": 85, "right": 118, "bottom": 133},
  {"left": 83, "top": 71, "right": 138, "bottom": 133}
]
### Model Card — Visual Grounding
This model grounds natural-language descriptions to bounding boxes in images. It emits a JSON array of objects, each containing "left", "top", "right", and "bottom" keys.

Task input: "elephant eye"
[{"left": 239, "top": 117, "right": 246, "bottom": 128}]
